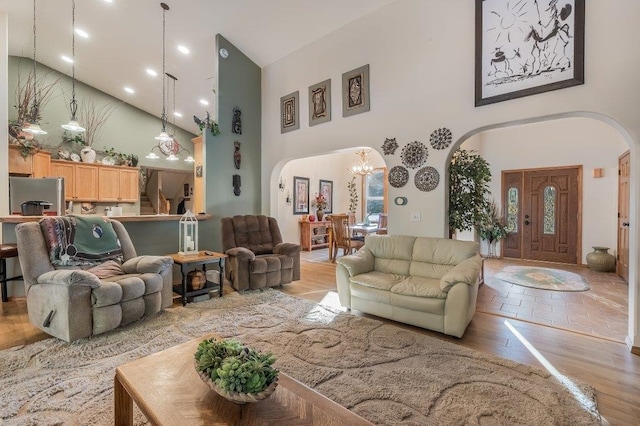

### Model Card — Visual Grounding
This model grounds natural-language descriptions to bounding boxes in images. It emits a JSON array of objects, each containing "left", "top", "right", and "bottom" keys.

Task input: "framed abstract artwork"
[
  {"left": 293, "top": 176, "right": 309, "bottom": 215},
  {"left": 319, "top": 179, "right": 333, "bottom": 213},
  {"left": 308, "top": 79, "right": 331, "bottom": 126},
  {"left": 342, "top": 64, "right": 370, "bottom": 117},
  {"left": 280, "top": 91, "right": 300, "bottom": 133},
  {"left": 475, "top": 0, "right": 584, "bottom": 106}
]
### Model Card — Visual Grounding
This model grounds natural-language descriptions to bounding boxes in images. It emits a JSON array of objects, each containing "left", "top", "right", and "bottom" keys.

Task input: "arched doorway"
[{"left": 447, "top": 113, "right": 637, "bottom": 348}]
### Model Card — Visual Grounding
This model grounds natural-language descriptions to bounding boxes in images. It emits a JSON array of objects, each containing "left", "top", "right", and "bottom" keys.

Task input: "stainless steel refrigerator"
[{"left": 9, "top": 177, "right": 66, "bottom": 215}]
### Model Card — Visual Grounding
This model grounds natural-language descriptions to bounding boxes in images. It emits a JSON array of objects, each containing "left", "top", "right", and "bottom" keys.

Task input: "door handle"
[
  {"left": 524, "top": 220, "right": 530, "bottom": 225},
  {"left": 623, "top": 222, "right": 630, "bottom": 227}
]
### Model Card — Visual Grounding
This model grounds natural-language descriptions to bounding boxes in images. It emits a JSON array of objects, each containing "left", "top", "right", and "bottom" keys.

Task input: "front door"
[
  {"left": 502, "top": 167, "right": 581, "bottom": 264},
  {"left": 617, "top": 151, "right": 630, "bottom": 282}
]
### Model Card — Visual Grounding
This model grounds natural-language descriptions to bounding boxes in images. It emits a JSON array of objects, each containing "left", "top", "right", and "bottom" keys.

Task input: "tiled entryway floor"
[{"left": 479, "top": 257, "right": 629, "bottom": 342}]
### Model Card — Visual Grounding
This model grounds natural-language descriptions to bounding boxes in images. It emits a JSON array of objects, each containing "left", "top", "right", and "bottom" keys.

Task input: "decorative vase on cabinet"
[
  {"left": 81, "top": 147, "right": 96, "bottom": 163},
  {"left": 585, "top": 246, "right": 616, "bottom": 272},
  {"left": 316, "top": 209, "right": 324, "bottom": 221}
]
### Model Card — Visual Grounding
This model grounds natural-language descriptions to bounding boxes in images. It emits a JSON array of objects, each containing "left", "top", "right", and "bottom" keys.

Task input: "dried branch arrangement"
[{"left": 79, "top": 97, "right": 120, "bottom": 147}]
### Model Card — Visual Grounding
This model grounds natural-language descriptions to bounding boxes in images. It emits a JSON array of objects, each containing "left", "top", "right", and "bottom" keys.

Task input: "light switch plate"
[{"left": 411, "top": 212, "right": 421, "bottom": 222}]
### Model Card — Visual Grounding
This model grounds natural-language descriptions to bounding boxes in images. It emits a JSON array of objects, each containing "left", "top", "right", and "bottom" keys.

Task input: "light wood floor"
[{"left": 2, "top": 250, "right": 639, "bottom": 425}]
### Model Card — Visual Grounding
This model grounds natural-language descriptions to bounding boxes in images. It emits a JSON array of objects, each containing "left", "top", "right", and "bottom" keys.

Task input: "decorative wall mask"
[
  {"left": 233, "top": 141, "right": 241, "bottom": 169},
  {"left": 388, "top": 166, "right": 409, "bottom": 188},
  {"left": 382, "top": 137, "right": 399, "bottom": 155},
  {"left": 430, "top": 127, "right": 452, "bottom": 150},
  {"left": 414, "top": 166, "right": 440, "bottom": 192},
  {"left": 232, "top": 107, "right": 242, "bottom": 134},
  {"left": 401, "top": 141, "right": 428, "bottom": 169},
  {"left": 233, "top": 174, "right": 241, "bottom": 196}
]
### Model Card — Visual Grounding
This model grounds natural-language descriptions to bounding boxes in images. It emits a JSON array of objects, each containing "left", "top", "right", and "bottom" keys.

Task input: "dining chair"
[
  {"left": 330, "top": 215, "right": 364, "bottom": 262},
  {"left": 377, "top": 213, "right": 388, "bottom": 235}
]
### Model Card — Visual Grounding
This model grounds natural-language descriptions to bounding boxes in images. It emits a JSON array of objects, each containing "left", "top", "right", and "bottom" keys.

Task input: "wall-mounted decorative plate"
[
  {"left": 388, "top": 166, "right": 409, "bottom": 188},
  {"left": 414, "top": 166, "right": 439, "bottom": 192},
  {"left": 401, "top": 141, "right": 427, "bottom": 169},
  {"left": 430, "top": 127, "right": 452, "bottom": 150},
  {"left": 382, "top": 137, "right": 399, "bottom": 155}
]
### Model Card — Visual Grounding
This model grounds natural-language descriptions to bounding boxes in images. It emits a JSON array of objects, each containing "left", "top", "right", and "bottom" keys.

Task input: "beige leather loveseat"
[{"left": 336, "top": 235, "right": 482, "bottom": 337}]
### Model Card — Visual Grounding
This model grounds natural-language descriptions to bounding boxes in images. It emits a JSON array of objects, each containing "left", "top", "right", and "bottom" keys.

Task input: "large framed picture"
[
  {"left": 342, "top": 64, "right": 370, "bottom": 117},
  {"left": 475, "top": 0, "right": 584, "bottom": 106},
  {"left": 280, "top": 91, "right": 300, "bottom": 133},
  {"left": 293, "top": 176, "right": 309, "bottom": 215},
  {"left": 308, "top": 79, "right": 331, "bottom": 126},
  {"left": 319, "top": 179, "right": 333, "bottom": 214}
]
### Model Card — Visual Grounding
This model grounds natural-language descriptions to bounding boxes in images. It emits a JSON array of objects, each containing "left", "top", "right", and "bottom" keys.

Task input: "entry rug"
[
  {"left": 0, "top": 290, "right": 603, "bottom": 425},
  {"left": 495, "top": 265, "right": 590, "bottom": 292}
]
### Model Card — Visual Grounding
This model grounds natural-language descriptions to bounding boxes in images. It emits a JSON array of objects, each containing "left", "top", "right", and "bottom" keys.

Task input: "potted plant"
[
  {"left": 79, "top": 98, "right": 120, "bottom": 163},
  {"left": 477, "top": 200, "right": 508, "bottom": 257},
  {"left": 194, "top": 337, "right": 278, "bottom": 403},
  {"left": 448, "top": 149, "right": 492, "bottom": 238}
]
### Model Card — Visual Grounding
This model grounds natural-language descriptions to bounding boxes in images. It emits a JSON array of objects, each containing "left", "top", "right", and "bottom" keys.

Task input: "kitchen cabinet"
[
  {"left": 98, "top": 167, "right": 139, "bottom": 202},
  {"left": 8, "top": 146, "right": 51, "bottom": 177},
  {"left": 49, "top": 161, "right": 99, "bottom": 201},
  {"left": 300, "top": 221, "right": 330, "bottom": 251}
]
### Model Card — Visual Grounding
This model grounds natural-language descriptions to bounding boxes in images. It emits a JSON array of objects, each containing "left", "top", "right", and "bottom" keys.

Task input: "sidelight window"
[{"left": 506, "top": 187, "right": 518, "bottom": 233}]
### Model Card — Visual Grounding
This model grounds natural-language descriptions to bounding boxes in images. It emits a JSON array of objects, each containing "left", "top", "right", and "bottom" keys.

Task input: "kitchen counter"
[{"left": 0, "top": 214, "right": 213, "bottom": 223}]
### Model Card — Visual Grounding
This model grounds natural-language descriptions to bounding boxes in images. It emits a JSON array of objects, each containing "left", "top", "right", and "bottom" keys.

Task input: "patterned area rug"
[
  {"left": 495, "top": 265, "right": 590, "bottom": 292},
  {"left": 0, "top": 291, "right": 603, "bottom": 425}
]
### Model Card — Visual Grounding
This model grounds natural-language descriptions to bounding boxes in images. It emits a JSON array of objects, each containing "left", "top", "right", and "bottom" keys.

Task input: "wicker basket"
[{"left": 197, "top": 370, "right": 278, "bottom": 404}]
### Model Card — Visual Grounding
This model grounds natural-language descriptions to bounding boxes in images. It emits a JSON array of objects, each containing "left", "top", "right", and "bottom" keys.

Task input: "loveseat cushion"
[
  {"left": 364, "top": 235, "right": 415, "bottom": 275},
  {"left": 350, "top": 271, "right": 406, "bottom": 291},
  {"left": 390, "top": 276, "right": 448, "bottom": 299}
]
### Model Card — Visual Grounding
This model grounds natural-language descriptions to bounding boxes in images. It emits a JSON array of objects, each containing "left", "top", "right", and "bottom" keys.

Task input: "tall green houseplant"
[{"left": 448, "top": 149, "right": 492, "bottom": 237}]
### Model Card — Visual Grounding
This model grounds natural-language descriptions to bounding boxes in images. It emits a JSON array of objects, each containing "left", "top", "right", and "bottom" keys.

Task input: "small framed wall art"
[
  {"left": 280, "top": 91, "right": 300, "bottom": 133},
  {"left": 342, "top": 64, "right": 370, "bottom": 117},
  {"left": 319, "top": 179, "right": 333, "bottom": 213},
  {"left": 293, "top": 176, "right": 310, "bottom": 215},
  {"left": 308, "top": 79, "right": 331, "bottom": 126}
]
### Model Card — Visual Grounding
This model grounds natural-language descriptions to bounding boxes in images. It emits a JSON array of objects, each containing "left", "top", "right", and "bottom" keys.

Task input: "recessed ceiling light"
[
  {"left": 178, "top": 45, "right": 190, "bottom": 55},
  {"left": 174, "top": 112, "right": 183, "bottom": 118},
  {"left": 124, "top": 87, "right": 135, "bottom": 94},
  {"left": 103, "top": 0, "right": 113, "bottom": 3},
  {"left": 61, "top": 55, "right": 73, "bottom": 64},
  {"left": 75, "top": 28, "right": 89, "bottom": 38},
  {"left": 146, "top": 68, "right": 158, "bottom": 77},
  {"left": 199, "top": 99, "right": 209, "bottom": 106}
]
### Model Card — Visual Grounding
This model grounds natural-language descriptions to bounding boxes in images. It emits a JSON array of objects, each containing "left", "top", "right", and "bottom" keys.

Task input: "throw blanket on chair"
[{"left": 40, "top": 216, "right": 123, "bottom": 267}]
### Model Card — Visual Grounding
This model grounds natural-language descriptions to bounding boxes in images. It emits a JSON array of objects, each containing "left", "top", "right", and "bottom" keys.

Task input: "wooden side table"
[{"left": 168, "top": 251, "right": 227, "bottom": 306}]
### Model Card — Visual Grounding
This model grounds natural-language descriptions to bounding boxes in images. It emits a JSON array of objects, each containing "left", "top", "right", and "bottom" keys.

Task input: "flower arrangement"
[{"left": 311, "top": 193, "right": 328, "bottom": 211}]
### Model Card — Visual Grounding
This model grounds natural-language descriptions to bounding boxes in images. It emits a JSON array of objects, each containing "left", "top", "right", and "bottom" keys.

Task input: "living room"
[{"left": 1, "top": 1, "right": 640, "bottom": 424}]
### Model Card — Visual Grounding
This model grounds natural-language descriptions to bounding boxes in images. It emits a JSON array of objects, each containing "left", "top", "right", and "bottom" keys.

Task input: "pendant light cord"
[
  {"left": 160, "top": 4, "right": 167, "bottom": 132},
  {"left": 30, "top": 0, "right": 38, "bottom": 122},
  {"left": 69, "top": 0, "right": 78, "bottom": 119}
]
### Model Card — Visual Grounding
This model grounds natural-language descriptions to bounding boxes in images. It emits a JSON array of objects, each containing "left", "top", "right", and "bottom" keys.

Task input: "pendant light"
[
  {"left": 154, "top": 2, "right": 172, "bottom": 142},
  {"left": 61, "top": 0, "right": 86, "bottom": 133},
  {"left": 22, "top": 0, "right": 47, "bottom": 135},
  {"left": 167, "top": 72, "right": 195, "bottom": 163}
]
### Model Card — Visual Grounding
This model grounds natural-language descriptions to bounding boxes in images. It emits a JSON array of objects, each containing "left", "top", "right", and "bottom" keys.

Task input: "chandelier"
[
  {"left": 61, "top": 0, "right": 86, "bottom": 133},
  {"left": 22, "top": 0, "right": 47, "bottom": 135},
  {"left": 349, "top": 149, "right": 374, "bottom": 176}
]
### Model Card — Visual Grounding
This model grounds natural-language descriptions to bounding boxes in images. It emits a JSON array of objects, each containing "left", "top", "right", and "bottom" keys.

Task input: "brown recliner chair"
[{"left": 221, "top": 215, "right": 301, "bottom": 291}]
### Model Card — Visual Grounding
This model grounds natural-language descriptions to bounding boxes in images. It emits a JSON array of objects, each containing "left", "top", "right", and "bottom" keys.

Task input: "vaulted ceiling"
[{"left": 0, "top": 0, "right": 394, "bottom": 133}]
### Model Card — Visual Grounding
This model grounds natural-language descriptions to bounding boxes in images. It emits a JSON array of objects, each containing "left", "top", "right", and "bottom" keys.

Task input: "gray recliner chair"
[
  {"left": 221, "top": 215, "right": 300, "bottom": 291},
  {"left": 15, "top": 216, "right": 174, "bottom": 342}
]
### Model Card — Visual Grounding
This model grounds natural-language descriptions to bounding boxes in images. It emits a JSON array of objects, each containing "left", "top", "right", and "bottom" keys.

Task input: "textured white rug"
[{"left": 1, "top": 290, "right": 603, "bottom": 425}]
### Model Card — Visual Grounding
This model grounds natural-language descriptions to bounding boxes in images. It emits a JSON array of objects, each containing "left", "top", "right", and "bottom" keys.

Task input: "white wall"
[
  {"left": 463, "top": 118, "right": 627, "bottom": 262},
  {"left": 277, "top": 149, "right": 384, "bottom": 244},
  {"left": 261, "top": 1, "right": 640, "bottom": 348}
]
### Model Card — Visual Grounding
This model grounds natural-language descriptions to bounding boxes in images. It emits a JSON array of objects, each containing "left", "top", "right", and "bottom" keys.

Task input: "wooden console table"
[{"left": 299, "top": 220, "right": 331, "bottom": 251}]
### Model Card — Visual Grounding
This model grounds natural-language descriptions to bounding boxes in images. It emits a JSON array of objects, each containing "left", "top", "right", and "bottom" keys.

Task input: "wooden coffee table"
[{"left": 114, "top": 336, "right": 374, "bottom": 425}]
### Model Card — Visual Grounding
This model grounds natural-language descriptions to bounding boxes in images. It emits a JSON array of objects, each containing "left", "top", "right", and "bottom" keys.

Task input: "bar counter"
[{"left": 0, "top": 214, "right": 213, "bottom": 223}]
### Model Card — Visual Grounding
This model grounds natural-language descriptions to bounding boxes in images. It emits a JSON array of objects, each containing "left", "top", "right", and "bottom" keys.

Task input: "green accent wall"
[
  {"left": 8, "top": 56, "right": 195, "bottom": 172},
  {"left": 201, "top": 35, "right": 261, "bottom": 252}
]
